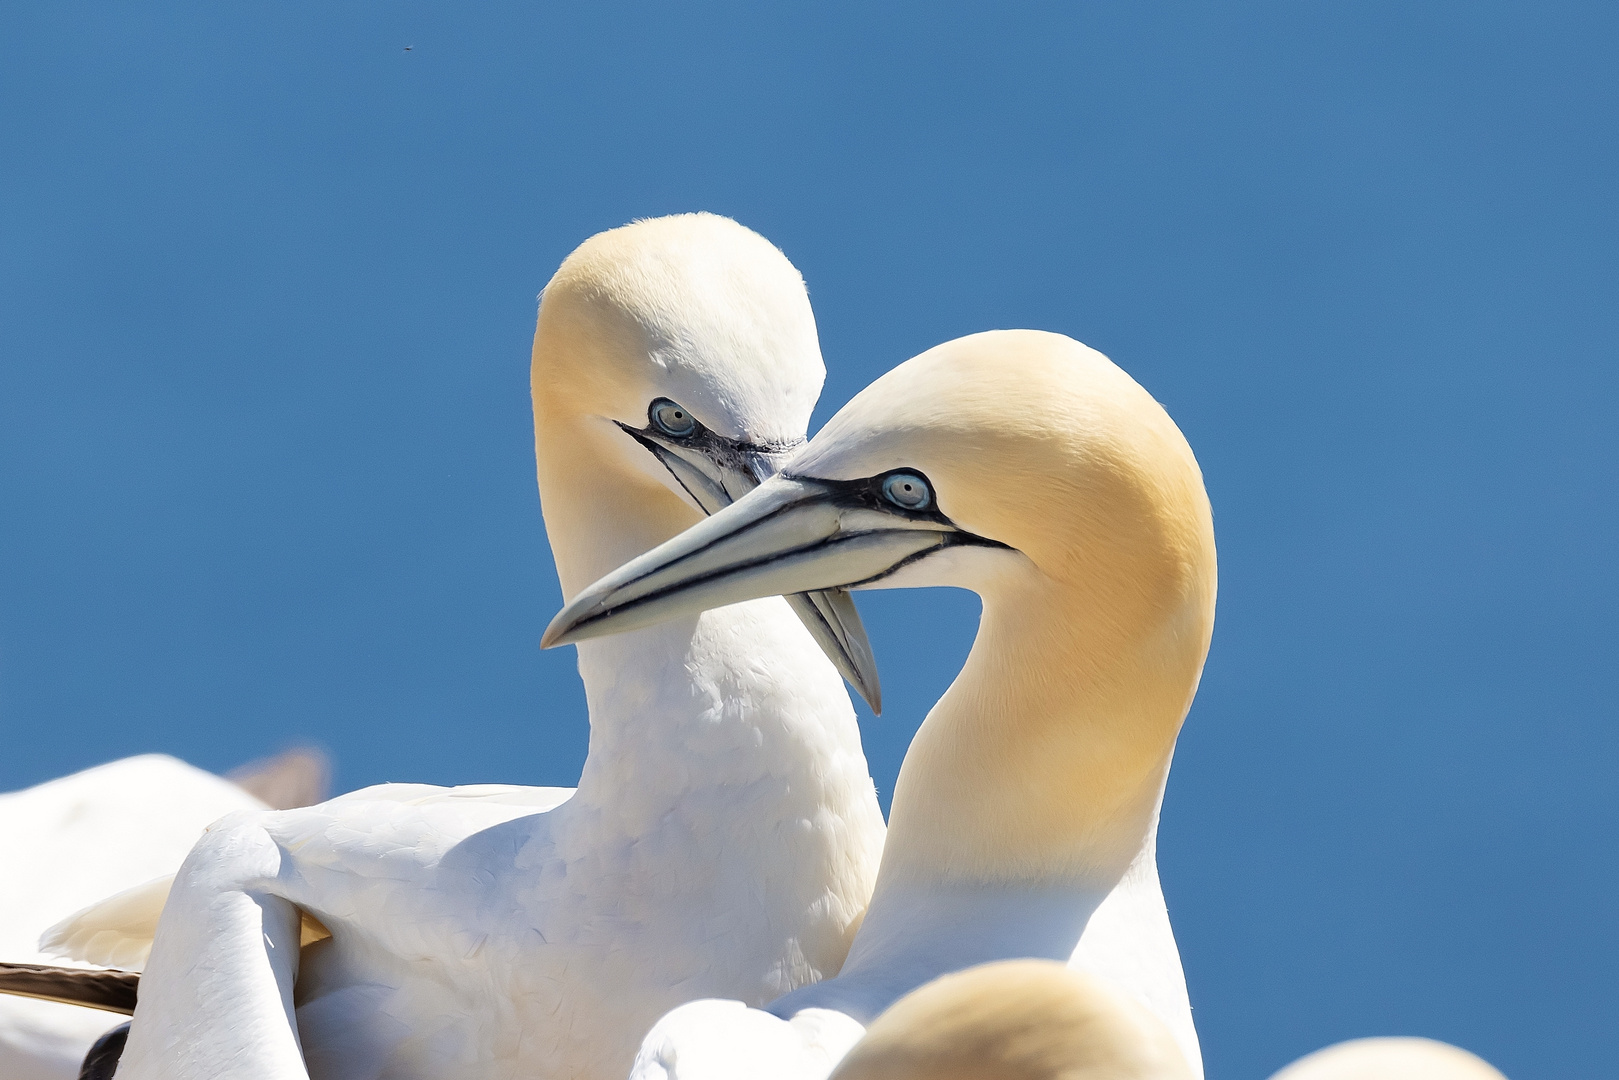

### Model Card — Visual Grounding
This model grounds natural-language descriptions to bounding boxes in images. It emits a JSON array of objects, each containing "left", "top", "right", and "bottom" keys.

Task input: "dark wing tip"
[{"left": 0, "top": 962, "right": 139, "bottom": 1015}]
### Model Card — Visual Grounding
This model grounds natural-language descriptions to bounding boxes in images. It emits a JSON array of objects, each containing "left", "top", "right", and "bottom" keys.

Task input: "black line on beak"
[
  {"left": 615, "top": 419, "right": 802, "bottom": 483},
  {"left": 616, "top": 424, "right": 713, "bottom": 509}
]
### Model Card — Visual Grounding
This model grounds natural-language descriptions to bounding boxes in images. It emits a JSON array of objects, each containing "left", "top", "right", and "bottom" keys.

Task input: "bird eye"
[
  {"left": 881, "top": 472, "right": 932, "bottom": 511},
  {"left": 649, "top": 398, "right": 699, "bottom": 438}
]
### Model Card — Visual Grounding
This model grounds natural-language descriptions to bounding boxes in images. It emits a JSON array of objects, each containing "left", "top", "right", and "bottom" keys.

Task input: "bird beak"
[
  {"left": 612, "top": 425, "right": 885, "bottom": 714},
  {"left": 542, "top": 476, "right": 992, "bottom": 697},
  {"left": 617, "top": 423, "right": 769, "bottom": 515}
]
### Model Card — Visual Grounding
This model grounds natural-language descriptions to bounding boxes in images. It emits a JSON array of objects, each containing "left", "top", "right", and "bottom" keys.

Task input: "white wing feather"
[
  {"left": 0, "top": 755, "right": 269, "bottom": 1080},
  {"left": 39, "top": 875, "right": 173, "bottom": 970}
]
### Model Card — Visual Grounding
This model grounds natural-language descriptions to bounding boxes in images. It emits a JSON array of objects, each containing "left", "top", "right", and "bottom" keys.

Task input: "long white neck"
[
  {"left": 534, "top": 410, "right": 871, "bottom": 827},
  {"left": 885, "top": 564, "right": 1199, "bottom": 882},
  {"left": 535, "top": 409, "right": 705, "bottom": 602},
  {"left": 769, "top": 560, "right": 1209, "bottom": 1025},
  {"left": 767, "top": 879, "right": 1114, "bottom": 1025},
  {"left": 529, "top": 395, "right": 888, "bottom": 1006},
  {"left": 567, "top": 600, "right": 856, "bottom": 817}
]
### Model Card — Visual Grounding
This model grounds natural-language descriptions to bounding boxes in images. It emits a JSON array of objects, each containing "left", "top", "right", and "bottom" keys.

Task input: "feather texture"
[
  {"left": 109, "top": 214, "right": 886, "bottom": 1080},
  {"left": 0, "top": 756, "right": 270, "bottom": 1080},
  {"left": 0, "top": 966, "right": 138, "bottom": 1016},
  {"left": 613, "top": 331, "right": 1215, "bottom": 1078}
]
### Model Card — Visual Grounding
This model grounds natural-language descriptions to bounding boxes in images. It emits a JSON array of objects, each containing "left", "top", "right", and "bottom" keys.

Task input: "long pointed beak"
[
  {"left": 618, "top": 425, "right": 885, "bottom": 713},
  {"left": 781, "top": 589, "right": 881, "bottom": 713},
  {"left": 542, "top": 477, "right": 977, "bottom": 683},
  {"left": 621, "top": 427, "right": 765, "bottom": 516}
]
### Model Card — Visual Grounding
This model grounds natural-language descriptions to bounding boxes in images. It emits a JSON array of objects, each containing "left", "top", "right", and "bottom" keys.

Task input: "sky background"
[{"left": 2, "top": 2, "right": 1614, "bottom": 1076}]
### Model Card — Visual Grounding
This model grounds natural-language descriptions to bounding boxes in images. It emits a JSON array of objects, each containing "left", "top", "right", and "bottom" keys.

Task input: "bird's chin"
[{"left": 853, "top": 543, "right": 1025, "bottom": 594}]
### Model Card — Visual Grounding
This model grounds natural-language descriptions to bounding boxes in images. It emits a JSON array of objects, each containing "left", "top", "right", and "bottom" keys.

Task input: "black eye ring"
[
  {"left": 649, "top": 398, "right": 699, "bottom": 438},
  {"left": 880, "top": 472, "right": 932, "bottom": 511}
]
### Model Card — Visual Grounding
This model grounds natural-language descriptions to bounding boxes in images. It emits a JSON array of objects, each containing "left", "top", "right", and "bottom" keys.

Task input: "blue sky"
[{"left": 2, "top": 3, "right": 1614, "bottom": 1076}]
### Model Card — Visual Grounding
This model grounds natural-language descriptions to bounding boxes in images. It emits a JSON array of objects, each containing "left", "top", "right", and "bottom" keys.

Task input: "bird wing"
[
  {"left": 38, "top": 783, "right": 574, "bottom": 971},
  {"left": 0, "top": 756, "right": 272, "bottom": 1076},
  {"left": 105, "top": 786, "right": 574, "bottom": 1078},
  {"left": 0, "top": 755, "right": 267, "bottom": 966},
  {"left": 39, "top": 875, "right": 173, "bottom": 970},
  {"left": 317, "top": 781, "right": 575, "bottom": 811},
  {"left": 0, "top": 963, "right": 139, "bottom": 1015}
]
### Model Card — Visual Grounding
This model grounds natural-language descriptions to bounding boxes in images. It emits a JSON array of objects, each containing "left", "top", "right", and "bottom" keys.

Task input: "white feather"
[
  {"left": 1266, "top": 1037, "right": 1508, "bottom": 1080},
  {"left": 619, "top": 330, "right": 1218, "bottom": 1079},
  {"left": 0, "top": 755, "right": 268, "bottom": 1080},
  {"left": 111, "top": 214, "right": 887, "bottom": 1080},
  {"left": 41, "top": 874, "right": 174, "bottom": 970}
]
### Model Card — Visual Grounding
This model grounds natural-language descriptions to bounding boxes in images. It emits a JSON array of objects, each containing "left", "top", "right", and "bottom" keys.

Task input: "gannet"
[
  {"left": 41, "top": 214, "right": 886, "bottom": 1080},
  {"left": 824, "top": 960, "right": 1502, "bottom": 1080},
  {"left": 544, "top": 328, "right": 1216, "bottom": 1078},
  {"left": 828, "top": 960, "right": 1193, "bottom": 1080},
  {"left": 1266, "top": 1037, "right": 1508, "bottom": 1080},
  {"left": 0, "top": 752, "right": 324, "bottom": 1080}
]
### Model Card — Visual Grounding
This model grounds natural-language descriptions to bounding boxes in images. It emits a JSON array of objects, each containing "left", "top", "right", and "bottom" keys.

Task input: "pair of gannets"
[
  {"left": 826, "top": 959, "right": 1507, "bottom": 1080},
  {"left": 537, "top": 325, "right": 1212, "bottom": 1078},
  {"left": 545, "top": 328, "right": 1510, "bottom": 1078},
  {"left": 0, "top": 751, "right": 324, "bottom": 1080},
  {"left": 22, "top": 215, "right": 1209, "bottom": 1079},
  {"left": 4, "top": 215, "right": 1501, "bottom": 1079}
]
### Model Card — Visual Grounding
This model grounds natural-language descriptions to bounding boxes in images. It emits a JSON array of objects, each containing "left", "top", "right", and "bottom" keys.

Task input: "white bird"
[
  {"left": 1266, "top": 1037, "right": 1508, "bottom": 1080},
  {"left": 827, "top": 960, "right": 1193, "bottom": 1080},
  {"left": 822, "top": 959, "right": 1504, "bottom": 1080},
  {"left": 0, "top": 751, "right": 325, "bottom": 1080},
  {"left": 41, "top": 213, "right": 887, "bottom": 1080},
  {"left": 545, "top": 328, "right": 1216, "bottom": 1079}
]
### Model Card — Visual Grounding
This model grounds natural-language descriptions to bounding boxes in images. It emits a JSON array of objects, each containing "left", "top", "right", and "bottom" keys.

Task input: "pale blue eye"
[
  {"left": 882, "top": 472, "right": 932, "bottom": 511},
  {"left": 650, "top": 399, "right": 698, "bottom": 437}
]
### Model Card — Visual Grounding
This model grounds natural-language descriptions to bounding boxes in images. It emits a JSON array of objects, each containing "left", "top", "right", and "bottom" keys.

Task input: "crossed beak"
[
  {"left": 612, "top": 422, "right": 884, "bottom": 714},
  {"left": 542, "top": 474, "right": 996, "bottom": 699}
]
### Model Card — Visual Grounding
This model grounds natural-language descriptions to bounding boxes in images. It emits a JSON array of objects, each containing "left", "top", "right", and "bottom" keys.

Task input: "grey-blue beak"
[
  {"left": 613, "top": 421, "right": 884, "bottom": 714},
  {"left": 543, "top": 474, "right": 1000, "bottom": 705}
]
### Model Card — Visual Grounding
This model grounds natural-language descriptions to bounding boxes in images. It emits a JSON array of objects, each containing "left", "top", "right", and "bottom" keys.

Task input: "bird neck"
[
  {"left": 563, "top": 599, "right": 865, "bottom": 834},
  {"left": 878, "top": 564, "right": 1210, "bottom": 894},
  {"left": 533, "top": 409, "right": 704, "bottom": 601},
  {"left": 532, "top": 406, "right": 873, "bottom": 835},
  {"left": 771, "top": 569, "right": 1210, "bottom": 1025},
  {"left": 769, "top": 877, "right": 1112, "bottom": 1025}
]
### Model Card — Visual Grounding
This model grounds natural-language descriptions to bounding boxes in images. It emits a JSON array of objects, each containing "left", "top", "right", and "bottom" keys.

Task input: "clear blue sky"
[{"left": 1, "top": 3, "right": 1613, "bottom": 1076}]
